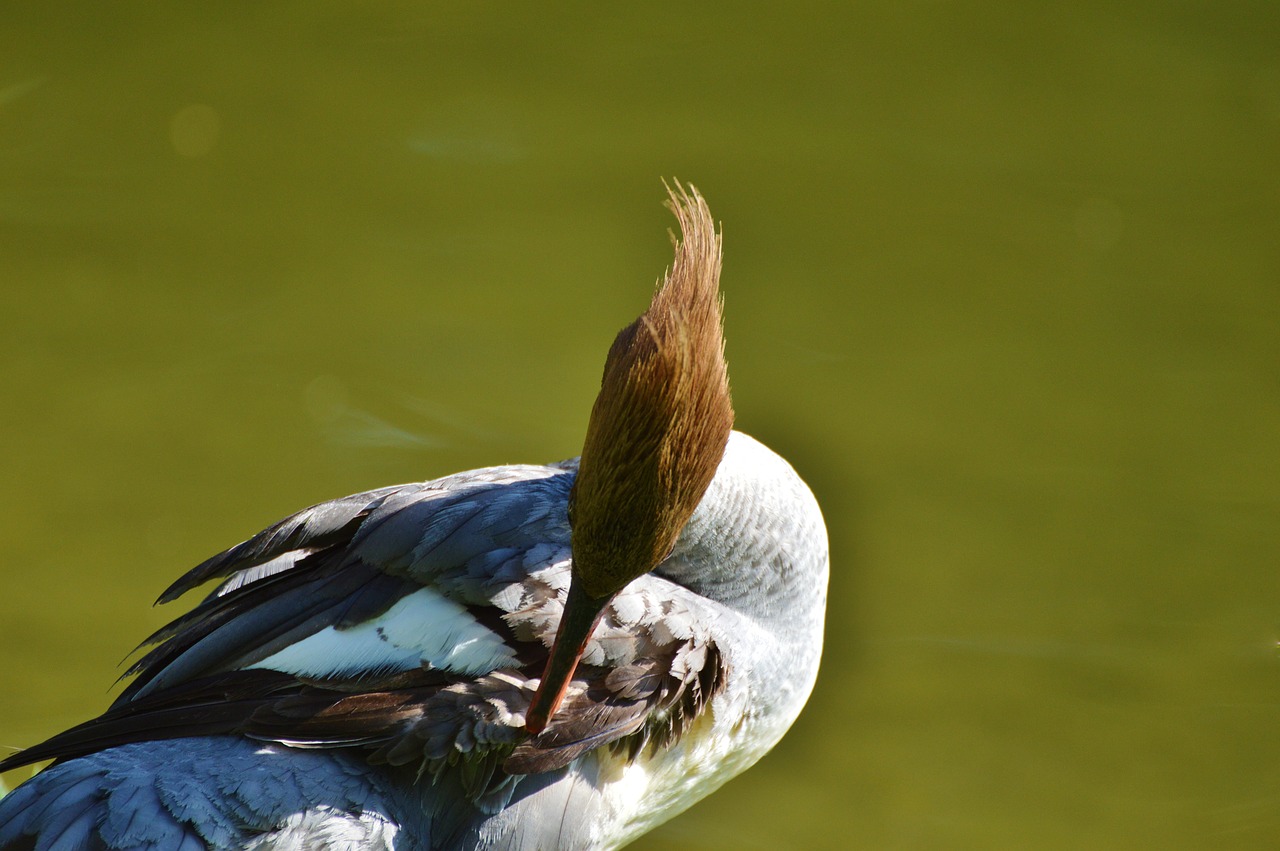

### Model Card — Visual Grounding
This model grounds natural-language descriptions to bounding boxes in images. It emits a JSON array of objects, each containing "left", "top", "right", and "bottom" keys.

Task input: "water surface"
[{"left": 1, "top": 3, "right": 1277, "bottom": 848}]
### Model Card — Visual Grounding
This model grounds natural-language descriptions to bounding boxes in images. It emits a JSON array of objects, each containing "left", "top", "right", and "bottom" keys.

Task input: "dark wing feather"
[
  {"left": 119, "top": 469, "right": 573, "bottom": 704},
  {"left": 117, "top": 563, "right": 411, "bottom": 704},
  {"left": 156, "top": 485, "right": 408, "bottom": 604},
  {"left": 3, "top": 462, "right": 730, "bottom": 803},
  {"left": 0, "top": 670, "right": 301, "bottom": 768}
]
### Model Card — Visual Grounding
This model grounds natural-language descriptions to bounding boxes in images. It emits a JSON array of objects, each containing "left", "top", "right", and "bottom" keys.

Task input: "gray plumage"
[
  {"left": 0, "top": 431, "right": 827, "bottom": 850},
  {"left": 1, "top": 187, "right": 828, "bottom": 849}
]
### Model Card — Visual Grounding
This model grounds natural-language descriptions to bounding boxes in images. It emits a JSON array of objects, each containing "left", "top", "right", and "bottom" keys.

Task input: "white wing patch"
[{"left": 247, "top": 587, "right": 517, "bottom": 678}]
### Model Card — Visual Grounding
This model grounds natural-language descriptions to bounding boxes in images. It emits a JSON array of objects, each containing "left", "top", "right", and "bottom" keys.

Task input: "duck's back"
[{"left": 0, "top": 438, "right": 816, "bottom": 851}]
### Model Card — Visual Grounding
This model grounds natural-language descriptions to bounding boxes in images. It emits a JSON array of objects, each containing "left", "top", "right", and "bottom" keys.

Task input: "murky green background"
[{"left": 2, "top": 3, "right": 1278, "bottom": 848}]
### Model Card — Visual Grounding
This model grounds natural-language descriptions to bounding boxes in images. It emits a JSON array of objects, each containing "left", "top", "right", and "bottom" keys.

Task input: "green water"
[{"left": 2, "top": 3, "right": 1277, "bottom": 848}]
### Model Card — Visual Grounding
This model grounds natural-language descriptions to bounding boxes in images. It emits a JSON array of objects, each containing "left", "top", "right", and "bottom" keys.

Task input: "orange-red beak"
[{"left": 525, "top": 583, "right": 610, "bottom": 734}]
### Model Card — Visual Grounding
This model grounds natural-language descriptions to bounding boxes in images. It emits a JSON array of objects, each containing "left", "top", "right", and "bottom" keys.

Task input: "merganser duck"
[{"left": 0, "top": 185, "right": 828, "bottom": 850}]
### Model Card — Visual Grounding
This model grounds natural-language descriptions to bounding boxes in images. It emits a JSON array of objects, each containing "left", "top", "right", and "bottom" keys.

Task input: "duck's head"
[{"left": 525, "top": 184, "right": 735, "bottom": 734}]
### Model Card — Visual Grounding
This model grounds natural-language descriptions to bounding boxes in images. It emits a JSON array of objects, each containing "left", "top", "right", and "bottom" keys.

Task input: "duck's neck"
[{"left": 656, "top": 431, "right": 828, "bottom": 637}]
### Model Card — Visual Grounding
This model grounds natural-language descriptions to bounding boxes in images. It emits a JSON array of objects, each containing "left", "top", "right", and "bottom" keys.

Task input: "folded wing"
[{"left": 2, "top": 460, "right": 727, "bottom": 804}]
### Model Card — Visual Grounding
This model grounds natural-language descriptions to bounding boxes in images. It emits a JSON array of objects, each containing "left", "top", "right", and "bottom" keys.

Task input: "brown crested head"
[{"left": 569, "top": 183, "right": 735, "bottom": 600}]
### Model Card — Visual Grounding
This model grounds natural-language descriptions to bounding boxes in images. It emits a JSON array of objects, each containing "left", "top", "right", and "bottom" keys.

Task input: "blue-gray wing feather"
[{"left": 0, "top": 738, "right": 423, "bottom": 850}]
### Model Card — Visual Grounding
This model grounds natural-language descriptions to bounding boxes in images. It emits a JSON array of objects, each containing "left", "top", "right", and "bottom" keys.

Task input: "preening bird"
[{"left": 0, "top": 185, "right": 828, "bottom": 850}]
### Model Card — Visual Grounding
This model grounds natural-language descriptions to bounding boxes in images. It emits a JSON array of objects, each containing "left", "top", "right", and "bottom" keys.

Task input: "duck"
[{"left": 0, "top": 184, "right": 829, "bottom": 850}]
